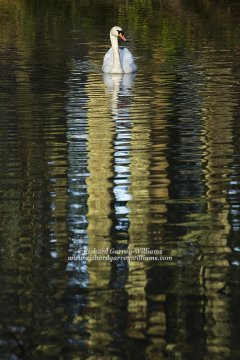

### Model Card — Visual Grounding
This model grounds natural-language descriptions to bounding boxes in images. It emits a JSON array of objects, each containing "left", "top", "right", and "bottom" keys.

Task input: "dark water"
[{"left": 1, "top": 0, "right": 240, "bottom": 359}]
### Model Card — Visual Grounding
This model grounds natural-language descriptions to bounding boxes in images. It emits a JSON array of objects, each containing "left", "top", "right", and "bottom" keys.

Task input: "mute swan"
[{"left": 102, "top": 26, "right": 137, "bottom": 74}]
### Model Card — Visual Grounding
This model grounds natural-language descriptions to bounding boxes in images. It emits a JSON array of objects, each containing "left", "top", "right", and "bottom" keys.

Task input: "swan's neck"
[{"left": 110, "top": 33, "right": 123, "bottom": 73}]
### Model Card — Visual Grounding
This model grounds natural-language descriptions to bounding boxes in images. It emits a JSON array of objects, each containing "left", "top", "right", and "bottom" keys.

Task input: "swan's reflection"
[
  {"left": 103, "top": 73, "right": 135, "bottom": 124},
  {"left": 103, "top": 73, "right": 135, "bottom": 91},
  {"left": 103, "top": 73, "right": 135, "bottom": 284}
]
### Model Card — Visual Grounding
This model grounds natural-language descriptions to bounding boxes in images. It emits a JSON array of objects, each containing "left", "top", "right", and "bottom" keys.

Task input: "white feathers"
[
  {"left": 102, "top": 47, "right": 137, "bottom": 74},
  {"left": 102, "top": 26, "right": 137, "bottom": 74}
]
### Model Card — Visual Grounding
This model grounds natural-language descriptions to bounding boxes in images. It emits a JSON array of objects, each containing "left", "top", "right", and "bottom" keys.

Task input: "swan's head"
[{"left": 110, "top": 26, "right": 127, "bottom": 42}]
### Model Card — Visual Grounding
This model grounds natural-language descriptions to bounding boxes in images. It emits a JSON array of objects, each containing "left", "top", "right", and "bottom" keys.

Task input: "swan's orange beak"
[{"left": 119, "top": 33, "right": 127, "bottom": 42}]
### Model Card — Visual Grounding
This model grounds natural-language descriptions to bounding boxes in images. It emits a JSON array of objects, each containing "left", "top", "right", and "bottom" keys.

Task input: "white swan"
[{"left": 102, "top": 26, "right": 137, "bottom": 74}]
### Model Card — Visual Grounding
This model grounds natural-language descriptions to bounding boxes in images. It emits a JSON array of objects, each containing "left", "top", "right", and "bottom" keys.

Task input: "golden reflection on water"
[
  {"left": 198, "top": 48, "right": 235, "bottom": 359},
  {"left": 126, "top": 77, "right": 150, "bottom": 346},
  {"left": 86, "top": 72, "right": 112, "bottom": 287}
]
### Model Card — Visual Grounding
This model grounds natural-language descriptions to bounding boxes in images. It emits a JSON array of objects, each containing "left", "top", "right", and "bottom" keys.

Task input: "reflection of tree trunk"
[
  {"left": 85, "top": 74, "right": 113, "bottom": 349},
  {"left": 199, "top": 48, "right": 234, "bottom": 359},
  {"left": 126, "top": 107, "right": 150, "bottom": 356},
  {"left": 86, "top": 74, "right": 113, "bottom": 286},
  {"left": 150, "top": 66, "right": 170, "bottom": 224}
]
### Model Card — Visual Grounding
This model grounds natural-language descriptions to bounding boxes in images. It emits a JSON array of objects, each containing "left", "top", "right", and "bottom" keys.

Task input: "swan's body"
[{"left": 102, "top": 26, "right": 137, "bottom": 74}]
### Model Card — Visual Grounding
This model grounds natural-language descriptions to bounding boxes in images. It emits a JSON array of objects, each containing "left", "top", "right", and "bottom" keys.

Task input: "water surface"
[{"left": 0, "top": 0, "right": 240, "bottom": 359}]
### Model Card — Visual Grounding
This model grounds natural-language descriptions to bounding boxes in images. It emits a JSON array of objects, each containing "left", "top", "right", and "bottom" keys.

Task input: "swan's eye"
[{"left": 117, "top": 30, "right": 125, "bottom": 35}]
